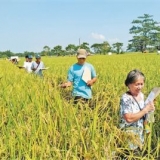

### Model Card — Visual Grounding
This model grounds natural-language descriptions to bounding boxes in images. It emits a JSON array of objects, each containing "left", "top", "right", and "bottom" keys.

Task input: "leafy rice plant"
[{"left": 0, "top": 53, "right": 159, "bottom": 159}]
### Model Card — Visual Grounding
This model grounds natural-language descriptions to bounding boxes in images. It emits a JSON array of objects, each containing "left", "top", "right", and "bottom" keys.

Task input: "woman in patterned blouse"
[{"left": 119, "top": 69, "right": 155, "bottom": 152}]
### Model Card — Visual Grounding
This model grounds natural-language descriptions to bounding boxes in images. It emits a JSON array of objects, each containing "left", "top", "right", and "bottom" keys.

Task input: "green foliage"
[
  {"left": 128, "top": 14, "right": 160, "bottom": 52},
  {"left": 112, "top": 42, "right": 123, "bottom": 54},
  {"left": 0, "top": 50, "right": 14, "bottom": 58},
  {"left": 65, "top": 44, "right": 77, "bottom": 55},
  {"left": 79, "top": 42, "right": 90, "bottom": 52},
  {"left": 51, "top": 45, "right": 63, "bottom": 56},
  {"left": 91, "top": 41, "right": 111, "bottom": 54}
]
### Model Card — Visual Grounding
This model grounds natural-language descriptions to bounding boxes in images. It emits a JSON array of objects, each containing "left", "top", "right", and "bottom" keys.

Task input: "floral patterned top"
[{"left": 119, "top": 92, "right": 145, "bottom": 150}]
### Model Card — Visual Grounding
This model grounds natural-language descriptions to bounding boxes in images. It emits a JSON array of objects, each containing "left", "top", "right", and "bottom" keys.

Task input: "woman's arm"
[{"left": 124, "top": 102, "right": 155, "bottom": 123}]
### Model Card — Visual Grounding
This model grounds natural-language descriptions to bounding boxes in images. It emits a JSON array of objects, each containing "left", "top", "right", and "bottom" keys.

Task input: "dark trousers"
[{"left": 74, "top": 96, "right": 89, "bottom": 105}]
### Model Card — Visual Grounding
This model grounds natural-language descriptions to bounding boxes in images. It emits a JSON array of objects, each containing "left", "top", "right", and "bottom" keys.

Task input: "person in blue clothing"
[{"left": 61, "top": 49, "right": 97, "bottom": 104}]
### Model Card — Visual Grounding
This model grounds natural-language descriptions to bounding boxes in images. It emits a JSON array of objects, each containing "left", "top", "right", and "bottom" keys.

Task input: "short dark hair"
[
  {"left": 25, "top": 55, "right": 29, "bottom": 58},
  {"left": 125, "top": 69, "right": 145, "bottom": 86}
]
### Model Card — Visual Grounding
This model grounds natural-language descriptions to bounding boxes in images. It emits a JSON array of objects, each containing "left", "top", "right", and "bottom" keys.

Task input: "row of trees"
[
  {"left": 0, "top": 14, "right": 160, "bottom": 58},
  {"left": 41, "top": 41, "right": 123, "bottom": 57},
  {"left": 0, "top": 41, "right": 123, "bottom": 58}
]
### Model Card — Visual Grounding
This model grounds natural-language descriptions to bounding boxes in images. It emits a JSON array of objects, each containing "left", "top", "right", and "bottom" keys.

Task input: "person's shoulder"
[
  {"left": 85, "top": 62, "right": 94, "bottom": 67},
  {"left": 120, "top": 92, "right": 133, "bottom": 106},
  {"left": 140, "top": 92, "right": 144, "bottom": 96},
  {"left": 23, "top": 61, "right": 28, "bottom": 64},
  {"left": 68, "top": 63, "right": 75, "bottom": 71},
  {"left": 71, "top": 63, "right": 79, "bottom": 68},
  {"left": 32, "top": 61, "right": 37, "bottom": 66},
  {"left": 72, "top": 63, "right": 77, "bottom": 66},
  {"left": 121, "top": 92, "right": 132, "bottom": 100},
  {"left": 28, "top": 62, "right": 33, "bottom": 65},
  {"left": 140, "top": 92, "right": 144, "bottom": 99},
  {"left": 85, "top": 62, "right": 92, "bottom": 65}
]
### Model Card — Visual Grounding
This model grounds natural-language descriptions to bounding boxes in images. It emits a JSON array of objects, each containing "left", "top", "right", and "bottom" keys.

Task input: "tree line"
[
  {"left": 1, "top": 14, "right": 160, "bottom": 58},
  {"left": 0, "top": 41, "right": 123, "bottom": 58}
]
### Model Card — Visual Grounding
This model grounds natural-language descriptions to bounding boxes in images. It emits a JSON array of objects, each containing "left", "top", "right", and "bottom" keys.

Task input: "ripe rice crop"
[{"left": 0, "top": 53, "right": 160, "bottom": 159}]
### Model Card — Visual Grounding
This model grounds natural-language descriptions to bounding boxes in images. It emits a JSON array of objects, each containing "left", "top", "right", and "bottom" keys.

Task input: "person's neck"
[
  {"left": 128, "top": 91, "right": 140, "bottom": 97},
  {"left": 77, "top": 62, "right": 85, "bottom": 65}
]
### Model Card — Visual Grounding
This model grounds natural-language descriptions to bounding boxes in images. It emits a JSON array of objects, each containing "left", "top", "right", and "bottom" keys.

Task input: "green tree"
[
  {"left": 43, "top": 45, "right": 50, "bottom": 56},
  {"left": 91, "top": 43, "right": 102, "bottom": 54},
  {"left": 51, "top": 45, "right": 63, "bottom": 56},
  {"left": 150, "top": 32, "right": 160, "bottom": 50},
  {"left": 128, "top": 14, "right": 160, "bottom": 52},
  {"left": 65, "top": 44, "right": 77, "bottom": 55},
  {"left": 0, "top": 50, "right": 14, "bottom": 58},
  {"left": 112, "top": 42, "right": 123, "bottom": 54},
  {"left": 79, "top": 42, "right": 90, "bottom": 52},
  {"left": 101, "top": 41, "right": 111, "bottom": 54},
  {"left": 91, "top": 41, "right": 111, "bottom": 54}
]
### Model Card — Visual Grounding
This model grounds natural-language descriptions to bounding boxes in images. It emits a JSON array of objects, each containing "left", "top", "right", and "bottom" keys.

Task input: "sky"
[{"left": 0, "top": 0, "right": 160, "bottom": 53}]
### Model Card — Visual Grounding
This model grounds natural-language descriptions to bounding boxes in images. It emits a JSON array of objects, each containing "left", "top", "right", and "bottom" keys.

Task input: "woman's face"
[{"left": 128, "top": 76, "right": 144, "bottom": 96}]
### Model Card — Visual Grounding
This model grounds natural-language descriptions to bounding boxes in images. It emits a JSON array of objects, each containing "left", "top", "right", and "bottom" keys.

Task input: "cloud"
[
  {"left": 108, "top": 38, "right": 119, "bottom": 44},
  {"left": 91, "top": 32, "right": 105, "bottom": 40}
]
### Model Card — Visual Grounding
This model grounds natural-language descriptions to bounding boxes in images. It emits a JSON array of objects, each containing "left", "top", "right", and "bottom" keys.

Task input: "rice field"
[{"left": 0, "top": 53, "right": 160, "bottom": 159}]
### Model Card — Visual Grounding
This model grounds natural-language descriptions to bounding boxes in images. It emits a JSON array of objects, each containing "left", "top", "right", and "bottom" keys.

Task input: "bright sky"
[{"left": 0, "top": 0, "right": 160, "bottom": 53}]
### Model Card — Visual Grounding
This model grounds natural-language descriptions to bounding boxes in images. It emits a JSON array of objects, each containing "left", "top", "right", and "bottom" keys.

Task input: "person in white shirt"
[
  {"left": 23, "top": 55, "right": 29, "bottom": 67},
  {"left": 24, "top": 55, "right": 33, "bottom": 73},
  {"left": 31, "top": 55, "right": 45, "bottom": 77}
]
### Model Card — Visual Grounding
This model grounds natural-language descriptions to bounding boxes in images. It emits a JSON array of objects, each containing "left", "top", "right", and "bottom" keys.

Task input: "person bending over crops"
[
  {"left": 60, "top": 49, "right": 97, "bottom": 104},
  {"left": 119, "top": 69, "right": 155, "bottom": 155},
  {"left": 31, "top": 54, "right": 45, "bottom": 77}
]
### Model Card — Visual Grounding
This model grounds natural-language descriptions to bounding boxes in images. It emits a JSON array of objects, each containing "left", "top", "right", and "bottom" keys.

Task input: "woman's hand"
[
  {"left": 124, "top": 101, "right": 155, "bottom": 123},
  {"left": 143, "top": 101, "right": 155, "bottom": 114}
]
